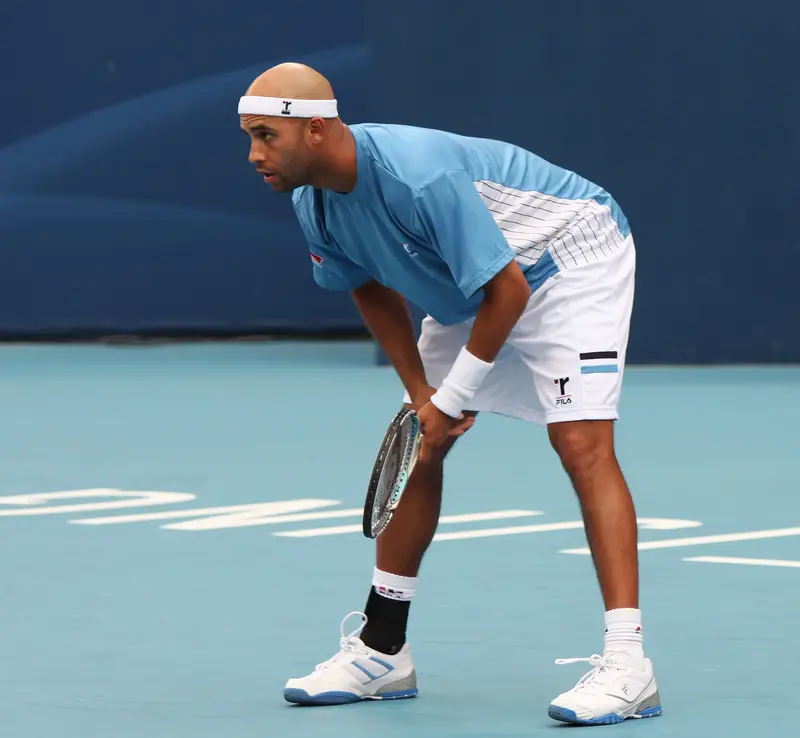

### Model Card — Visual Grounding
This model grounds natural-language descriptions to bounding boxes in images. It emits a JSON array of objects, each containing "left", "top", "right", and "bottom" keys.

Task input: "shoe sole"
[
  {"left": 548, "top": 688, "right": 663, "bottom": 726},
  {"left": 548, "top": 704, "right": 662, "bottom": 725},
  {"left": 284, "top": 687, "right": 419, "bottom": 706}
]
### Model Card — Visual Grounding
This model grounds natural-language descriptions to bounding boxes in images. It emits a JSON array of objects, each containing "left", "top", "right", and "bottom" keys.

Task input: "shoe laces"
[
  {"left": 554, "top": 654, "right": 625, "bottom": 693},
  {"left": 314, "top": 611, "right": 372, "bottom": 671}
]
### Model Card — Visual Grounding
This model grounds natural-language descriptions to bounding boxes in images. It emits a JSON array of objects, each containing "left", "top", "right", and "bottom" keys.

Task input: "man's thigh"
[
  {"left": 401, "top": 315, "right": 540, "bottom": 421},
  {"left": 400, "top": 235, "right": 635, "bottom": 426},
  {"left": 510, "top": 235, "right": 636, "bottom": 425}
]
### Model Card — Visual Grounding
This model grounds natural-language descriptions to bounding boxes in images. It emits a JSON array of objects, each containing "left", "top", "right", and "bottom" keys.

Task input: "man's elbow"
[
  {"left": 484, "top": 260, "right": 531, "bottom": 308},
  {"left": 511, "top": 267, "right": 532, "bottom": 306}
]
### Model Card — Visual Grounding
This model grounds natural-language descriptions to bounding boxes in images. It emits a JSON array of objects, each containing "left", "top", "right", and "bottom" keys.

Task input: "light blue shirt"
[{"left": 292, "top": 123, "right": 629, "bottom": 325}]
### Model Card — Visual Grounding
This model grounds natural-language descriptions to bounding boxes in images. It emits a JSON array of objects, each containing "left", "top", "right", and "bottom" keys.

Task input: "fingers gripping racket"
[{"left": 362, "top": 408, "right": 423, "bottom": 538}]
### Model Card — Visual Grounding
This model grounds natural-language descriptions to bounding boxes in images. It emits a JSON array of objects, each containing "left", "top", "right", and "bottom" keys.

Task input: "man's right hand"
[{"left": 408, "top": 384, "right": 476, "bottom": 442}]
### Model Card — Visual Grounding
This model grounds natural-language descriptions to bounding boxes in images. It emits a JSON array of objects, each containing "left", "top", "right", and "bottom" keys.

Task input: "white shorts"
[{"left": 403, "top": 234, "right": 636, "bottom": 425}]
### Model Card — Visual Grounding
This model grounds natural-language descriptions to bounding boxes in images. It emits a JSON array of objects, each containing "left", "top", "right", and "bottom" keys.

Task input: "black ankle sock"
[{"left": 360, "top": 587, "right": 411, "bottom": 656}]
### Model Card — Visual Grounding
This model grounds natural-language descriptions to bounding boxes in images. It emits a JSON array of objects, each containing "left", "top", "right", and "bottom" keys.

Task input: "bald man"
[{"left": 238, "top": 63, "right": 662, "bottom": 726}]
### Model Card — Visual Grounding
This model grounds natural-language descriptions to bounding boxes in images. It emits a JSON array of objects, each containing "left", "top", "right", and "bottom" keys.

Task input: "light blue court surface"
[{"left": 1, "top": 340, "right": 798, "bottom": 737}]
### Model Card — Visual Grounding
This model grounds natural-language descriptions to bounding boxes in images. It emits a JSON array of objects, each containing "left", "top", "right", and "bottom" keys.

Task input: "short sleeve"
[
  {"left": 305, "top": 239, "right": 372, "bottom": 291},
  {"left": 413, "top": 169, "right": 515, "bottom": 298},
  {"left": 292, "top": 189, "right": 372, "bottom": 292}
]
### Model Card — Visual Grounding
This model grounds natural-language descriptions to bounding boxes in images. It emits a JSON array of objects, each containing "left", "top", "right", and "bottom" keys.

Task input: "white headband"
[{"left": 237, "top": 96, "right": 338, "bottom": 118}]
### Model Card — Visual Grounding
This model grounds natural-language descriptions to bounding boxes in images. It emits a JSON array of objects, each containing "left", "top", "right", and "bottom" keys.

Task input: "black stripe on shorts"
[{"left": 579, "top": 351, "right": 618, "bottom": 360}]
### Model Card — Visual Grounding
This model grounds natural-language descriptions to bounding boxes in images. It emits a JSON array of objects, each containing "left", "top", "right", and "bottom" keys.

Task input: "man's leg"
[
  {"left": 359, "top": 414, "right": 473, "bottom": 655},
  {"left": 546, "top": 418, "right": 661, "bottom": 724},
  {"left": 547, "top": 419, "right": 639, "bottom": 613},
  {"left": 503, "top": 235, "right": 661, "bottom": 723},
  {"left": 283, "top": 412, "right": 473, "bottom": 705}
]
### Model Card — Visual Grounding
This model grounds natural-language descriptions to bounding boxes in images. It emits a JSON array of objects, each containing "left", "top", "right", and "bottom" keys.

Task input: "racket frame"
[{"left": 362, "top": 408, "right": 422, "bottom": 539}]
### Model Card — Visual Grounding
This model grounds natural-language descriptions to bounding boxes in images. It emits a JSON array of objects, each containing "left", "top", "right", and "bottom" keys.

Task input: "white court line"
[
  {"left": 685, "top": 556, "right": 800, "bottom": 569},
  {"left": 0, "top": 489, "right": 196, "bottom": 516},
  {"left": 560, "top": 526, "right": 800, "bottom": 555},
  {"left": 435, "top": 517, "right": 702, "bottom": 542},
  {"left": 71, "top": 500, "right": 344, "bottom": 526},
  {"left": 273, "top": 510, "right": 543, "bottom": 538},
  {"left": 276, "top": 515, "right": 701, "bottom": 540},
  {"left": 434, "top": 520, "right": 582, "bottom": 542}
]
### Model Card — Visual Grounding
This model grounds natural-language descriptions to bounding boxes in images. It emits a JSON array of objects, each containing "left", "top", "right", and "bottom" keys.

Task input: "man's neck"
[{"left": 308, "top": 125, "right": 358, "bottom": 193}]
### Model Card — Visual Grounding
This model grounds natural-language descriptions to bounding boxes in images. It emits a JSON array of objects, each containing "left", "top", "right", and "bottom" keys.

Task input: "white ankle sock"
[
  {"left": 372, "top": 567, "right": 417, "bottom": 602},
  {"left": 604, "top": 608, "right": 644, "bottom": 659}
]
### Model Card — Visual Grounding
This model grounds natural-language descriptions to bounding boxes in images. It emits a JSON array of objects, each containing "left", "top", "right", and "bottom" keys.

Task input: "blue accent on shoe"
[
  {"left": 283, "top": 687, "right": 418, "bottom": 706},
  {"left": 580, "top": 364, "right": 619, "bottom": 374},
  {"left": 548, "top": 703, "right": 663, "bottom": 725},
  {"left": 284, "top": 688, "right": 362, "bottom": 706},
  {"left": 549, "top": 706, "right": 623, "bottom": 725},
  {"left": 377, "top": 687, "right": 418, "bottom": 700},
  {"left": 351, "top": 661, "right": 380, "bottom": 681},
  {"left": 368, "top": 656, "right": 395, "bottom": 671},
  {"left": 377, "top": 687, "right": 419, "bottom": 700}
]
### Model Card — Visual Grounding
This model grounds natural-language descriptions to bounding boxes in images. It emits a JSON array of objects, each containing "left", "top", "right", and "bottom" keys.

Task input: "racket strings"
[{"left": 363, "top": 408, "right": 423, "bottom": 538}]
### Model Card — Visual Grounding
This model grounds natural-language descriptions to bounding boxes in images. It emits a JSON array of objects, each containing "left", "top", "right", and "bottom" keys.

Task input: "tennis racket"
[{"left": 362, "top": 407, "right": 423, "bottom": 538}]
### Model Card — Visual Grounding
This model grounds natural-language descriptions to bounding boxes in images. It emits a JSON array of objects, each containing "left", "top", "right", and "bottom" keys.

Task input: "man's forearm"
[
  {"left": 431, "top": 260, "right": 531, "bottom": 418},
  {"left": 466, "top": 273, "right": 531, "bottom": 363},
  {"left": 351, "top": 280, "right": 428, "bottom": 399}
]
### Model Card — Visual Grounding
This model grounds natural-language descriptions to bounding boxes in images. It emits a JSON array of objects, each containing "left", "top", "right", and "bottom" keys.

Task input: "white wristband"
[{"left": 430, "top": 347, "right": 494, "bottom": 418}]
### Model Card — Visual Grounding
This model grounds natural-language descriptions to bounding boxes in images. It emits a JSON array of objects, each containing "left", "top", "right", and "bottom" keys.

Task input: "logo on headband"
[{"left": 281, "top": 101, "right": 292, "bottom": 115}]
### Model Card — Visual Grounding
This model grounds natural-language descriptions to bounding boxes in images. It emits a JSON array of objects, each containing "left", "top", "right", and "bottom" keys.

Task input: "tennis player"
[{"left": 238, "top": 62, "right": 662, "bottom": 726}]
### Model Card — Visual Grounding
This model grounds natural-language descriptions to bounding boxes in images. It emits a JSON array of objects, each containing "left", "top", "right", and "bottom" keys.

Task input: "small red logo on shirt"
[{"left": 310, "top": 252, "right": 323, "bottom": 265}]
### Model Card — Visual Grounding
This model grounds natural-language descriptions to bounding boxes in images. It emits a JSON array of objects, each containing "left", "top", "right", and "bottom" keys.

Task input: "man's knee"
[{"left": 547, "top": 419, "right": 616, "bottom": 481}]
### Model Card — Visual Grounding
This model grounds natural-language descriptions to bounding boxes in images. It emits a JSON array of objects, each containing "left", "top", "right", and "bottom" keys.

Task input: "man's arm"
[
  {"left": 464, "top": 258, "right": 531, "bottom": 364},
  {"left": 424, "top": 258, "right": 530, "bottom": 420},
  {"left": 350, "top": 279, "right": 429, "bottom": 404},
  {"left": 411, "top": 169, "right": 533, "bottom": 420}
]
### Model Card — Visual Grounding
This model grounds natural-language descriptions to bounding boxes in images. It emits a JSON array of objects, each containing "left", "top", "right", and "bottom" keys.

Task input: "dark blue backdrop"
[
  {"left": 367, "top": 1, "right": 800, "bottom": 364},
  {"left": 0, "top": 0, "right": 367, "bottom": 335},
  {"left": 0, "top": 0, "right": 797, "bottom": 362}
]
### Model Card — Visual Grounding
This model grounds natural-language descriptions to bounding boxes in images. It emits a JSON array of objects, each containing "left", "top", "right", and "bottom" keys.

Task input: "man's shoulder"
[
  {"left": 352, "top": 122, "right": 549, "bottom": 202},
  {"left": 353, "top": 123, "right": 476, "bottom": 194}
]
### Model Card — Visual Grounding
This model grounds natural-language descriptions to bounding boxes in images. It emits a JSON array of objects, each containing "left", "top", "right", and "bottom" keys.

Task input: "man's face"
[{"left": 241, "top": 116, "right": 314, "bottom": 193}]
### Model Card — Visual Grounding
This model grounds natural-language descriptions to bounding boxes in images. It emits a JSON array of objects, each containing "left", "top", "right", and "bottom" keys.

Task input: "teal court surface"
[{"left": 1, "top": 339, "right": 798, "bottom": 737}]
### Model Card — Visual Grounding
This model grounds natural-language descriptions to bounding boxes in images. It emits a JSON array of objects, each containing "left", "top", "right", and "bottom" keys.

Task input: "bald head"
[
  {"left": 245, "top": 62, "right": 335, "bottom": 102},
  {"left": 240, "top": 62, "right": 355, "bottom": 195}
]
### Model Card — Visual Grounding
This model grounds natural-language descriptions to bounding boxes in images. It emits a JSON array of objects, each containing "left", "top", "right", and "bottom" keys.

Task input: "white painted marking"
[
  {"left": 440, "top": 510, "right": 543, "bottom": 524},
  {"left": 636, "top": 518, "right": 704, "bottom": 531},
  {"left": 434, "top": 520, "right": 582, "bottom": 541},
  {"left": 73, "top": 505, "right": 524, "bottom": 528},
  {"left": 561, "top": 526, "right": 800, "bottom": 555},
  {"left": 71, "top": 499, "right": 343, "bottom": 529},
  {"left": 273, "top": 509, "right": 544, "bottom": 538},
  {"left": 684, "top": 556, "right": 800, "bottom": 569},
  {"left": 275, "top": 523, "right": 363, "bottom": 538},
  {"left": 0, "top": 489, "right": 195, "bottom": 516},
  {"left": 435, "top": 517, "right": 702, "bottom": 542},
  {"left": 165, "top": 504, "right": 356, "bottom": 531},
  {"left": 73, "top": 503, "right": 282, "bottom": 525}
]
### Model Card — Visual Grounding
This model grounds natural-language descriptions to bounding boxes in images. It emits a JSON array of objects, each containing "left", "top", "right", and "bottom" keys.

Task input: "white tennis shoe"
[
  {"left": 548, "top": 652, "right": 663, "bottom": 725},
  {"left": 283, "top": 611, "right": 418, "bottom": 706}
]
